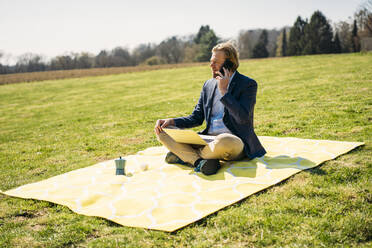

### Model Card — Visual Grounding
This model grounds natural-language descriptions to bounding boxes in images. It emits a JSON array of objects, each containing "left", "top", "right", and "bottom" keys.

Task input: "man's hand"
[
  {"left": 216, "top": 67, "right": 232, "bottom": 95},
  {"left": 154, "top": 118, "right": 175, "bottom": 135}
]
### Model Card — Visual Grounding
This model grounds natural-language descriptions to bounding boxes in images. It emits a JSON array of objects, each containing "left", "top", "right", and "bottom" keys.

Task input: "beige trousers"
[{"left": 156, "top": 131, "right": 245, "bottom": 165}]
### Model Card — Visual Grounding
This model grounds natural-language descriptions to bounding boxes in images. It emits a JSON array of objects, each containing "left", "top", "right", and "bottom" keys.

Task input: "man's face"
[{"left": 210, "top": 51, "right": 225, "bottom": 78}]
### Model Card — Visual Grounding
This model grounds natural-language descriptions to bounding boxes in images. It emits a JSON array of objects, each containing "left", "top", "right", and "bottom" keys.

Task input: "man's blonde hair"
[{"left": 212, "top": 42, "right": 239, "bottom": 71}]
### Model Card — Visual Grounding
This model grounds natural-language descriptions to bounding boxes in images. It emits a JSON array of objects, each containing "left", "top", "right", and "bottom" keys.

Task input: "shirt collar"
[{"left": 229, "top": 71, "right": 236, "bottom": 84}]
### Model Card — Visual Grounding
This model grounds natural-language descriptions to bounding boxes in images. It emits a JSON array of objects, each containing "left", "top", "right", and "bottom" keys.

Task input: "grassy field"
[
  {"left": 0, "top": 53, "right": 371, "bottom": 247},
  {"left": 0, "top": 62, "right": 208, "bottom": 85}
]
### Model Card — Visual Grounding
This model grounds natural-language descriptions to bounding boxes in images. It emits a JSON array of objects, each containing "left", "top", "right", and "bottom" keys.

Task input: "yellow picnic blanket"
[{"left": 1, "top": 136, "right": 363, "bottom": 232}]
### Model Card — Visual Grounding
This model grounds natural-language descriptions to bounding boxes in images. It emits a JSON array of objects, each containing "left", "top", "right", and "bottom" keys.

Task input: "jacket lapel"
[
  {"left": 222, "top": 71, "right": 240, "bottom": 131},
  {"left": 227, "top": 71, "right": 239, "bottom": 93},
  {"left": 206, "top": 79, "right": 218, "bottom": 125}
]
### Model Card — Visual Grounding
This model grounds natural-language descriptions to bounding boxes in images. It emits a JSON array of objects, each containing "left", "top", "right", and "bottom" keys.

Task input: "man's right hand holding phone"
[{"left": 216, "top": 59, "right": 234, "bottom": 95}]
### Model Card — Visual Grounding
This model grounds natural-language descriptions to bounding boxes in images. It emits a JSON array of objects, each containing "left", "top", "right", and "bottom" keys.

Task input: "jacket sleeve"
[
  {"left": 173, "top": 84, "right": 205, "bottom": 129},
  {"left": 220, "top": 80, "right": 257, "bottom": 124}
]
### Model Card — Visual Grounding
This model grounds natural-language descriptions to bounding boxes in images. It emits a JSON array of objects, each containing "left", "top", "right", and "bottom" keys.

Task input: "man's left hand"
[{"left": 216, "top": 67, "right": 232, "bottom": 95}]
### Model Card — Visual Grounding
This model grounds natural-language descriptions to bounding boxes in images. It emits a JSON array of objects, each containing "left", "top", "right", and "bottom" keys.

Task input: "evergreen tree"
[
  {"left": 194, "top": 26, "right": 218, "bottom": 62},
  {"left": 352, "top": 20, "right": 361, "bottom": 52},
  {"left": 287, "top": 16, "right": 307, "bottom": 56},
  {"left": 303, "top": 11, "right": 334, "bottom": 54},
  {"left": 95, "top": 50, "right": 110, "bottom": 68},
  {"left": 282, "top": 29, "right": 287, "bottom": 56},
  {"left": 194, "top": 25, "right": 211, "bottom": 44},
  {"left": 333, "top": 32, "right": 342, "bottom": 53},
  {"left": 252, "top": 30, "right": 269, "bottom": 58}
]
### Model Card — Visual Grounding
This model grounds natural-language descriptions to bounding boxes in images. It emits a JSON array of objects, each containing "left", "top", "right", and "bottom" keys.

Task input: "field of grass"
[
  {"left": 0, "top": 62, "right": 208, "bottom": 85},
  {"left": 0, "top": 53, "right": 371, "bottom": 247}
]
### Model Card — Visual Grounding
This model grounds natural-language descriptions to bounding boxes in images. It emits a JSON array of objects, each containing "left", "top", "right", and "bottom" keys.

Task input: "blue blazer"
[{"left": 173, "top": 71, "right": 266, "bottom": 159}]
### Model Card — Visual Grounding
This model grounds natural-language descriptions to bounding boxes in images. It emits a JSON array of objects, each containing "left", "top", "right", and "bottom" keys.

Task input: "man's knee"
[
  {"left": 215, "top": 134, "right": 243, "bottom": 148},
  {"left": 214, "top": 134, "right": 244, "bottom": 157}
]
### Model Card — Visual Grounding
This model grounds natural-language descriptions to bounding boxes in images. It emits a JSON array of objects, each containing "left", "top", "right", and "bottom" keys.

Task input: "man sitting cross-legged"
[{"left": 154, "top": 42, "right": 266, "bottom": 175}]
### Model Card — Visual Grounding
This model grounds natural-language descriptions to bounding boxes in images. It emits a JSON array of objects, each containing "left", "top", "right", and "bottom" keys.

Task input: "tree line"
[
  {"left": 0, "top": 1, "right": 371, "bottom": 75},
  {"left": 240, "top": 1, "right": 371, "bottom": 58},
  {"left": 0, "top": 25, "right": 219, "bottom": 74}
]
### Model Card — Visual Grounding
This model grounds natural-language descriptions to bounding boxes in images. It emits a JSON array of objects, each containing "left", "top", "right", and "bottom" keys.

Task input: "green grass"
[{"left": 0, "top": 53, "right": 371, "bottom": 247}]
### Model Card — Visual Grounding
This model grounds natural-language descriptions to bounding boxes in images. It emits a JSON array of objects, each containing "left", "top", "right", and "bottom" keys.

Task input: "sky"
[{"left": 0, "top": 0, "right": 363, "bottom": 64}]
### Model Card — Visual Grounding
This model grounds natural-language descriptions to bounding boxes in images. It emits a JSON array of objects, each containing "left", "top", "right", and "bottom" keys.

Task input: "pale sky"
[{"left": 0, "top": 0, "right": 363, "bottom": 64}]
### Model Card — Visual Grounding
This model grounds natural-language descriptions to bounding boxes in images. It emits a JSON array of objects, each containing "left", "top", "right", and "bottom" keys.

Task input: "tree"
[
  {"left": 333, "top": 33, "right": 342, "bottom": 53},
  {"left": 111, "top": 47, "right": 133, "bottom": 67},
  {"left": 282, "top": 29, "right": 287, "bottom": 56},
  {"left": 303, "top": 11, "right": 334, "bottom": 54},
  {"left": 132, "top": 43, "right": 156, "bottom": 65},
  {"left": 0, "top": 64, "right": 5, "bottom": 74},
  {"left": 252, "top": 30, "right": 269, "bottom": 58},
  {"left": 50, "top": 55, "right": 75, "bottom": 70},
  {"left": 266, "top": 29, "right": 281, "bottom": 57},
  {"left": 239, "top": 29, "right": 280, "bottom": 58},
  {"left": 354, "top": 0, "right": 372, "bottom": 37},
  {"left": 352, "top": 20, "right": 361, "bottom": 52},
  {"left": 276, "top": 28, "right": 287, "bottom": 56},
  {"left": 16, "top": 53, "right": 46, "bottom": 73},
  {"left": 238, "top": 30, "right": 256, "bottom": 58},
  {"left": 183, "top": 44, "right": 201, "bottom": 62},
  {"left": 194, "top": 27, "right": 218, "bottom": 62},
  {"left": 287, "top": 16, "right": 307, "bottom": 56},
  {"left": 76, "top": 52, "right": 94, "bottom": 69},
  {"left": 157, "top": 36, "right": 184, "bottom": 64},
  {"left": 0, "top": 51, "right": 5, "bottom": 74},
  {"left": 335, "top": 21, "right": 353, "bottom": 52},
  {"left": 95, "top": 50, "right": 107, "bottom": 68},
  {"left": 194, "top": 25, "right": 211, "bottom": 44}
]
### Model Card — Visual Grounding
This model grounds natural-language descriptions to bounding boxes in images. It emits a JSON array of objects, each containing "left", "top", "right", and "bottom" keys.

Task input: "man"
[{"left": 154, "top": 42, "right": 266, "bottom": 175}]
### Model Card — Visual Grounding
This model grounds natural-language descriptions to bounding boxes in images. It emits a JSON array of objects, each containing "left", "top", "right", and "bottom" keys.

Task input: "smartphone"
[{"left": 219, "top": 59, "right": 234, "bottom": 76}]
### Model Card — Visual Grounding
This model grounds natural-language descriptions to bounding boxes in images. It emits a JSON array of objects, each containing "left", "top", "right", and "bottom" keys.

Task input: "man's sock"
[{"left": 194, "top": 158, "right": 203, "bottom": 167}]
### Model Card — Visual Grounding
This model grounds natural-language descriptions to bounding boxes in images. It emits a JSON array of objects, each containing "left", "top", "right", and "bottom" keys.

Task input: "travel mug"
[{"left": 115, "top": 156, "right": 126, "bottom": 175}]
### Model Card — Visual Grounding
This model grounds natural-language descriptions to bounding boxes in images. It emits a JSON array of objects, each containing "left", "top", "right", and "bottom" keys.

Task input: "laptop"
[{"left": 163, "top": 128, "right": 215, "bottom": 145}]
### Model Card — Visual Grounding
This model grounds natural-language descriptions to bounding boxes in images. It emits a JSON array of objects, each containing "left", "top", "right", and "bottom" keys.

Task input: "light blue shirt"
[{"left": 208, "top": 72, "right": 236, "bottom": 135}]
